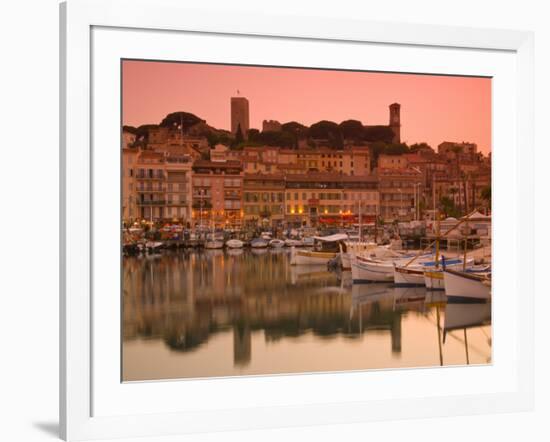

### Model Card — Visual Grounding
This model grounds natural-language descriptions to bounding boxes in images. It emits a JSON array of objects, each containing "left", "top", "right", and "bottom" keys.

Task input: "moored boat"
[
  {"left": 226, "top": 239, "right": 244, "bottom": 249},
  {"left": 350, "top": 252, "right": 433, "bottom": 283},
  {"left": 351, "top": 255, "right": 396, "bottom": 283},
  {"left": 394, "top": 257, "right": 473, "bottom": 287},
  {"left": 285, "top": 238, "right": 304, "bottom": 247},
  {"left": 269, "top": 238, "right": 285, "bottom": 248},
  {"left": 290, "top": 233, "right": 347, "bottom": 265},
  {"left": 340, "top": 241, "right": 377, "bottom": 270},
  {"left": 251, "top": 238, "right": 269, "bottom": 248},
  {"left": 424, "top": 270, "right": 445, "bottom": 290},
  {"left": 145, "top": 241, "right": 164, "bottom": 253},
  {"left": 424, "top": 264, "right": 491, "bottom": 291},
  {"left": 204, "top": 240, "right": 224, "bottom": 249},
  {"left": 443, "top": 269, "right": 491, "bottom": 301},
  {"left": 290, "top": 248, "right": 338, "bottom": 265}
]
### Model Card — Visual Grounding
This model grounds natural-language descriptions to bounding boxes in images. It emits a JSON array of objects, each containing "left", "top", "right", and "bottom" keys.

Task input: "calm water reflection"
[{"left": 122, "top": 249, "right": 492, "bottom": 381}]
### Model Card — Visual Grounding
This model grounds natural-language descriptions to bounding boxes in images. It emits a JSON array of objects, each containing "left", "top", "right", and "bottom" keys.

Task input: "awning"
[{"left": 312, "top": 233, "right": 349, "bottom": 242}]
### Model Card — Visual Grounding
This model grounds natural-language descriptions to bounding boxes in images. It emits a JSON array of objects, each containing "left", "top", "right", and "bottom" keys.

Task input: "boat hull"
[
  {"left": 443, "top": 270, "right": 491, "bottom": 300},
  {"left": 424, "top": 270, "right": 445, "bottom": 290},
  {"left": 226, "top": 240, "right": 244, "bottom": 249},
  {"left": 351, "top": 257, "right": 395, "bottom": 283},
  {"left": 204, "top": 241, "right": 224, "bottom": 249},
  {"left": 290, "top": 248, "right": 337, "bottom": 265},
  {"left": 393, "top": 266, "right": 425, "bottom": 286}
]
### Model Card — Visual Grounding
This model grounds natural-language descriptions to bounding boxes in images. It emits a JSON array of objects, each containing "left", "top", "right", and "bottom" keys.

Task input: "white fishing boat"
[
  {"left": 339, "top": 241, "right": 378, "bottom": 270},
  {"left": 269, "top": 238, "right": 285, "bottom": 248},
  {"left": 424, "top": 270, "right": 445, "bottom": 290},
  {"left": 424, "top": 264, "right": 491, "bottom": 290},
  {"left": 290, "top": 233, "right": 347, "bottom": 265},
  {"left": 443, "top": 269, "right": 491, "bottom": 300},
  {"left": 394, "top": 257, "right": 473, "bottom": 287},
  {"left": 290, "top": 249, "right": 338, "bottom": 265},
  {"left": 251, "top": 238, "right": 269, "bottom": 248},
  {"left": 350, "top": 252, "right": 433, "bottom": 283},
  {"left": 285, "top": 238, "right": 304, "bottom": 247},
  {"left": 226, "top": 239, "right": 244, "bottom": 249},
  {"left": 145, "top": 241, "right": 164, "bottom": 252},
  {"left": 204, "top": 240, "right": 224, "bottom": 249}
]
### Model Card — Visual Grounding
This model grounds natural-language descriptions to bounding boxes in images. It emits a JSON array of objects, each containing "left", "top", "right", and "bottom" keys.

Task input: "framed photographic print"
[{"left": 60, "top": 0, "right": 534, "bottom": 440}]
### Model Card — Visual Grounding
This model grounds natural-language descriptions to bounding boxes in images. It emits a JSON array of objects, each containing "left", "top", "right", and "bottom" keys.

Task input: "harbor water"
[{"left": 122, "top": 248, "right": 491, "bottom": 381}]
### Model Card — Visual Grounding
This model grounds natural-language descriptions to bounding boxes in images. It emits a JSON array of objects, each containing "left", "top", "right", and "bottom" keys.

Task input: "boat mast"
[
  {"left": 359, "top": 200, "right": 363, "bottom": 242},
  {"left": 435, "top": 210, "right": 440, "bottom": 268}
]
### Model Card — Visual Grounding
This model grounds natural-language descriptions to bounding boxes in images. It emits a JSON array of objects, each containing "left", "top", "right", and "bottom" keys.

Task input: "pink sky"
[{"left": 122, "top": 60, "right": 491, "bottom": 154}]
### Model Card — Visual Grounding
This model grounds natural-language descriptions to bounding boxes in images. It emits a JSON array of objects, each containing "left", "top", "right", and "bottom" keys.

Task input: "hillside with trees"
[{"left": 124, "top": 111, "right": 424, "bottom": 159}]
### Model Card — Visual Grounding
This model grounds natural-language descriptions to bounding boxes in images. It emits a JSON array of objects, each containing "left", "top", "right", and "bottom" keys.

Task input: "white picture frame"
[{"left": 60, "top": 0, "right": 534, "bottom": 440}]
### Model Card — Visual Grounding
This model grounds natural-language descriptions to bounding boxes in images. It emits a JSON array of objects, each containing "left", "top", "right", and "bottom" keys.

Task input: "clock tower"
[{"left": 389, "top": 103, "right": 401, "bottom": 144}]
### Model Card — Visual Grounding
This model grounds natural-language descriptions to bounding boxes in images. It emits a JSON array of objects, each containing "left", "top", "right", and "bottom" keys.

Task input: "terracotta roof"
[
  {"left": 193, "top": 159, "right": 242, "bottom": 168},
  {"left": 244, "top": 173, "right": 285, "bottom": 181}
]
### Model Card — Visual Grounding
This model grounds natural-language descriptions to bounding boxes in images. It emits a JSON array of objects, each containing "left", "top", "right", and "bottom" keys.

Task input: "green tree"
[
  {"left": 363, "top": 125, "right": 395, "bottom": 143},
  {"left": 339, "top": 119, "right": 364, "bottom": 141},
  {"left": 234, "top": 124, "right": 244, "bottom": 146},
  {"left": 308, "top": 120, "right": 343, "bottom": 149},
  {"left": 409, "top": 142, "right": 433, "bottom": 153},
  {"left": 247, "top": 128, "right": 260, "bottom": 140},
  {"left": 439, "top": 196, "right": 459, "bottom": 218},
  {"left": 159, "top": 111, "right": 203, "bottom": 131}
]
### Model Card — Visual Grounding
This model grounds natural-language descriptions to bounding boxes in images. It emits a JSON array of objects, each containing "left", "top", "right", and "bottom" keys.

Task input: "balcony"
[
  {"left": 224, "top": 193, "right": 241, "bottom": 200},
  {"left": 135, "top": 172, "right": 165, "bottom": 180},
  {"left": 136, "top": 187, "right": 165, "bottom": 193},
  {"left": 137, "top": 200, "right": 166, "bottom": 206}
]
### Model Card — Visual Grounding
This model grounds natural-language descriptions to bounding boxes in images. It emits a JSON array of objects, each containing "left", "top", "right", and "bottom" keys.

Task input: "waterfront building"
[
  {"left": 291, "top": 146, "right": 371, "bottom": 175},
  {"left": 243, "top": 173, "right": 285, "bottom": 227},
  {"left": 231, "top": 96, "right": 250, "bottom": 138},
  {"left": 122, "top": 147, "right": 139, "bottom": 221},
  {"left": 191, "top": 159, "right": 244, "bottom": 229},
  {"left": 284, "top": 172, "right": 379, "bottom": 227},
  {"left": 122, "top": 146, "right": 193, "bottom": 223},
  {"left": 164, "top": 147, "right": 193, "bottom": 222},
  {"left": 378, "top": 168, "right": 423, "bottom": 222},
  {"left": 276, "top": 163, "right": 308, "bottom": 175},
  {"left": 134, "top": 150, "right": 168, "bottom": 222}
]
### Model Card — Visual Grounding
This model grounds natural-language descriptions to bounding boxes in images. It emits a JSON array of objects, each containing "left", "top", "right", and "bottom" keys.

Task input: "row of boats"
[
  {"left": 207, "top": 234, "right": 315, "bottom": 250},
  {"left": 288, "top": 233, "right": 491, "bottom": 302}
]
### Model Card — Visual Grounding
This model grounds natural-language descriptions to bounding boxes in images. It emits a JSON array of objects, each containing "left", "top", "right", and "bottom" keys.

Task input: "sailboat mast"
[{"left": 359, "top": 200, "right": 363, "bottom": 242}]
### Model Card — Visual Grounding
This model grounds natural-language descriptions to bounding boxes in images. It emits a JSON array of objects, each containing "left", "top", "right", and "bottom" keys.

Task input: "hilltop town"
[{"left": 122, "top": 97, "right": 491, "bottom": 229}]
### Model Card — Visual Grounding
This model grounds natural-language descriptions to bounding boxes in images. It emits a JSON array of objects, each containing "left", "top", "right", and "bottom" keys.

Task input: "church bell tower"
[{"left": 389, "top": 103, "right": 401, "bottom": 144}]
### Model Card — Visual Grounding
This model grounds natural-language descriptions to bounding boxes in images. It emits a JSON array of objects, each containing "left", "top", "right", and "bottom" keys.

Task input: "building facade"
[
  {"left": 284, "top": 173, "right": 379, "bottom": 227},
  {"left": 242, "top": 173, "right": 285, "bottom": 227},
  {"left": 122, "top": 147, "right": 193, "bottom": 224},
  {"left": 191, "top": 159, "right": 244, "bottom": 229},
  {"left": 378, "top": 168, "right": 423, "bottom": 222}
]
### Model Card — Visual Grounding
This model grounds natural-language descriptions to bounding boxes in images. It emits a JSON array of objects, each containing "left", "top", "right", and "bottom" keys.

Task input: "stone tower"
[
  {"left": 389, "top": 103, "right": 401, "bottom": 144},
  {"left": 231, "top": 96, "right": 250, "bottom": 139}
]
